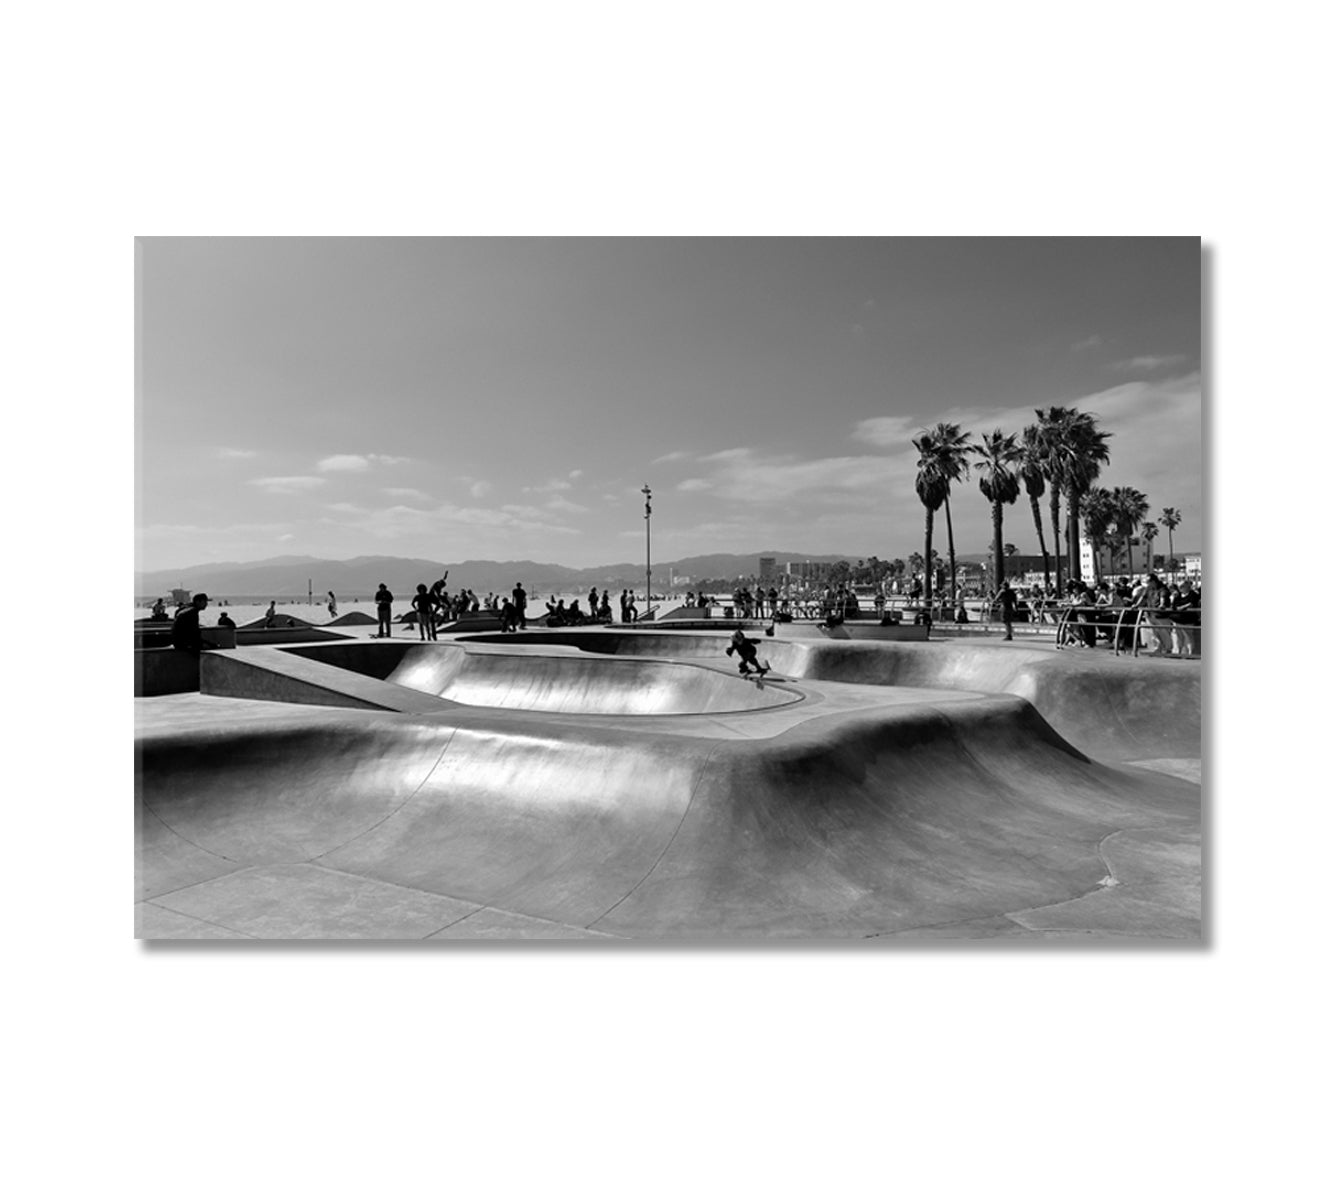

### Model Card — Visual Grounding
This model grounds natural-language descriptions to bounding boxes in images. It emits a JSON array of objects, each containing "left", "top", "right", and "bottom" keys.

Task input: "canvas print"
[{"left": 134, "top": 236, "right": 1202, "bottom": 940}]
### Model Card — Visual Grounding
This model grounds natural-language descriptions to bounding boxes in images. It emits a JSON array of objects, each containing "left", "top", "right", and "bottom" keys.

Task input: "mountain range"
[{"left": 134, "top": 551, "right": 876, "bottom": 600}]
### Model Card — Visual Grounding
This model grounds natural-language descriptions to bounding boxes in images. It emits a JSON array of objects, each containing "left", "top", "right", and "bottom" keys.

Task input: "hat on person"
[{"left": 193, "top": 592, "right": 209, "bottom": 605}]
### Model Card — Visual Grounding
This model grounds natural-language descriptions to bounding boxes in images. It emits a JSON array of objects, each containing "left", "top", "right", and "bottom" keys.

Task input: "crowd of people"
[
  {"left": 1048, "top": 574, "right": 1202, "bottom": 655},
  {"left": 151, "top": 567, "right": 1201, "bottom": 658},
  {"left": 374, "top": 579, "right": 643, "bottom": 638}
]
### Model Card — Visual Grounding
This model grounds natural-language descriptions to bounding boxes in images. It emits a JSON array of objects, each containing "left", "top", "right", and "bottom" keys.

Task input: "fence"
[{"left": 1054, "top": 606, "right": 1202, "bottom": 658}]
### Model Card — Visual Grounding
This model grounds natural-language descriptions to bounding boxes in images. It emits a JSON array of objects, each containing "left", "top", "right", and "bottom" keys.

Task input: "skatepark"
[{"left": 134, "top": 622, "right": 1202, "bottom": 940}]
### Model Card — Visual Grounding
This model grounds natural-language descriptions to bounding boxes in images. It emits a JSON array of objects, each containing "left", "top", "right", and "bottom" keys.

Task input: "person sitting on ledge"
[
  {"left": 216, "top": 611, "right": 236, "bottom": 629},
  {"left": 150, "top": 597, "right": 168, "bottom": 621},
  {"left": 171, "top": 593, "right": 210, "bottom": 653}
]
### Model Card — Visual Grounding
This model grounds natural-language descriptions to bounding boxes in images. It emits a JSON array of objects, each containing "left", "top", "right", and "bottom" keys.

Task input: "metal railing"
[{"left": 1054, "top": 605, "right": 1202, "bottom": 658}]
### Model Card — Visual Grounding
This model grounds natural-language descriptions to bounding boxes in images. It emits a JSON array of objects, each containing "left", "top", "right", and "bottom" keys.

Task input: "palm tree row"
[
  {"left": 915, "top": 408, "right": 1109, "bottom": 598},
  {"left": 909, "top": 406, "right": 1194, "bottom": 597},
  {"left": 912, "top": 407, "right": 1193, "bottom": 597}
]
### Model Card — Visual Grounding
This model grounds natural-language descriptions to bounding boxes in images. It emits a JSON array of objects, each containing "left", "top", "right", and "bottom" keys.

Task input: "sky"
[{"left": 136, "top": 237, "right": 1201, "bottom": 572}]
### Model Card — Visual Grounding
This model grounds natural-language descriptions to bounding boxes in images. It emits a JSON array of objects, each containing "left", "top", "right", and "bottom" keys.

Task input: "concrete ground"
[{"left": 135, "top": 624, "right": 1201, "bottom": 941}]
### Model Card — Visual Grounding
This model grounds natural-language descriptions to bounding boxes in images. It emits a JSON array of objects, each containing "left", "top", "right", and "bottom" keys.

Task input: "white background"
[{"left": 7, "top": 2, "right": 1326, "bottom": 1196}]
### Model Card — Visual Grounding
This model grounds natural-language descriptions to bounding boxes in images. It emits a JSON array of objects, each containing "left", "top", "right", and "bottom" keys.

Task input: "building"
[
  {"left": 758, "top": 557, "right": 777, "bottom": 582},
  {"left": 786, "top": 561, "right": 831, "bottom": 584}
]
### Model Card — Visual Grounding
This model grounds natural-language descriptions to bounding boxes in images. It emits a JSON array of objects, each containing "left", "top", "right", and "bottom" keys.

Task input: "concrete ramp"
[{"left": 136, "top": 687, "right": 1199, "bottom": 939}]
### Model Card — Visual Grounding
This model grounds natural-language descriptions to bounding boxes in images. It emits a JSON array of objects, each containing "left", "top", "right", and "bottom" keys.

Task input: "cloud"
[
  {"left": 469, "top": 480, "right": 492, "bottom": 499},
  {"left": 568, "top": 469, "right": 584, "bottom": 479},
  {"left": 652, "top": 450, "right": 693, "bottom": 464},
  {"left": 216, "top": 447, "right": 257, "bottom": 459},
  {"left": 1071, "top": 335, "right": 1103, "bottom": 352},
  {"left": 523, "top": 477, "right": 573, "bottom": 494},
  {"left": 1109, "top": 354, "right": 1189, "bottom": 373},
  {"left": 852, "top": 415, "right": 919, "bottom": 448},
  {"left": 318, "top": 455, "right": 372, "bottom": 473},
  {"left": 317, "top": 453, "right": 408, "bottom": 472},
  {"left": 327, "top": 501, "right": 580, "bottom": 544},
  {"left": 249, "top": 476, "right": 326, "bottom": 494},
  {"left": 678, "top": 478, "right": 712, "bottom": 492},
  {"left": 546, "top": 495, "right": 590, "bottom": 514},
  {"left": 384, "top": 487, "right": 431, "bottom": 502}
]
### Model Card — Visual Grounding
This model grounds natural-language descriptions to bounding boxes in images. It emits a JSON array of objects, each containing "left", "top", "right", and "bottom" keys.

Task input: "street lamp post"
[{"left": 642, "top": 484, "right": 652, "bottom": 622}]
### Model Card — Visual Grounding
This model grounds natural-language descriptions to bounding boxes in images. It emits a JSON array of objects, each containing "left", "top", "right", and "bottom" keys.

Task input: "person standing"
[
  {"left": 327, "top": 590, "right": 338, "bottom": 619},
  {"left": 512, "top": 582, "right": 528, "bottom": 629},
  {"left": 997, "top": 579, "right": 1017, "bottom": 641},
  {"left": 413, "top": 584, "right": 437, "bottom": 640},
  {"left": 374, "top": 583, "right": 394, "bottom": 638}
]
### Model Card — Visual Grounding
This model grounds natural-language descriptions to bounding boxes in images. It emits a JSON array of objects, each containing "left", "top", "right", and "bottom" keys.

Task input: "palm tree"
[
  {"left": 1020, "top": 423, "right": 1051, "bottom": 589},
  {"left": 974, "top": 430, "right": 1024, "bottom": 587},
  {"left": 1032, "top": 406, "right": 1077, "bottom": 594},
  {"left": 1110, "top": 486, "right": 1149, "bottom": 576},
  {"left": 1160, "top": 506, "right": 1181, "bottom": 578},
  {"left": 1082, "top": 486, "right": 1116, "bottom": 583},
  {"left": 1061, "top": 413, "right": 1113, "bottom": 582},
  {"left": 1032, "top": 406, "right": 1113, "bottom": 589},
  {"left": 1141, "top": 520, "right": 1159, "bottom": 573},
  {"left": 912, "top": 429, "right": 950, "bottom": 611},
  {"left": 922, "top": 421, "right": 973, "bottom": 606}
]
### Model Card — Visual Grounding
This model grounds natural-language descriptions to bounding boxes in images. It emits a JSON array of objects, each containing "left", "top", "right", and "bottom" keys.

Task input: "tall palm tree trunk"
[
  {"left": 992, "top": 502, "right": 1005, "bottom": 586},
  {"left": 1029, "top": 493, "right": 1050, "bottom": 588},
  {"left": 1049, "top": 492, "right": 1064, "bottom": 594},
  {"left": 944, "top": 495, "right": 957, "bottom": 606},
  {"left": 1167, "top": 529, "right": 1175, "bottom": 578},
  {"left": 923, "top": 510, "right": 935, "bottom": 608},
  {"left": 1067, "top": 495, "right": 1082, "bottom": 581}
]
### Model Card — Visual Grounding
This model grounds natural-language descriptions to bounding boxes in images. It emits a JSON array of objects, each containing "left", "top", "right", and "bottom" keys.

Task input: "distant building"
[
  {"left": 758, "top": 557, "right": 777, "bottom": 582},
  {"left": 957, "top": 554, "right": 1047, "bottom": 587},
  {"left": 786, "top": 561, "right": 830, "bottom": 584}
]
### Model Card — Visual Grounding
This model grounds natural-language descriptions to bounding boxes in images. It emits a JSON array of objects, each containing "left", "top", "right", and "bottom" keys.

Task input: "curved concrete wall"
[
  {"left": 283, "top": 641, "right": 802, "bottom": 715},
  {"left": 458, "top": 630, "right": 1201, "bottom": 761}
]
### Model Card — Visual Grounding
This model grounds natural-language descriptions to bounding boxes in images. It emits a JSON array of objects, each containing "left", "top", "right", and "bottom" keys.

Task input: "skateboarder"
[{"left": 725, "top": 626, "right": 769, "bottom": 677}]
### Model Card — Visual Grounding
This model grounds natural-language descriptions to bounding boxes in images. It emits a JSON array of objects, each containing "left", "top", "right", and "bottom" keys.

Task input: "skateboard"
[{"left": 739, "top": 660, "right": 782, "bottom": 681}]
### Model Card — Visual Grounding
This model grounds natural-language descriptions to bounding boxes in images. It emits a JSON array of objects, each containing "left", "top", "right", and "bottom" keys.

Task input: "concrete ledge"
[
  {"left": 136, "top": 648, "right": 202, "bottom": 696},
  {"left": 201, "top": 646, "right": 458, "bottom": 713},
  {"left": 134, "top": 627, "right": 238, "bottom": 651}
]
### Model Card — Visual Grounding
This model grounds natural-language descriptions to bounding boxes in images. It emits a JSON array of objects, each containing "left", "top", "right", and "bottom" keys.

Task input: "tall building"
[{"left": 758, "top": 557, "right": 776, "bottom": 582}]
